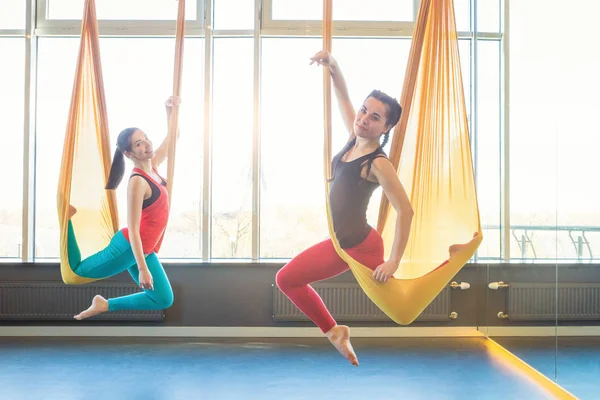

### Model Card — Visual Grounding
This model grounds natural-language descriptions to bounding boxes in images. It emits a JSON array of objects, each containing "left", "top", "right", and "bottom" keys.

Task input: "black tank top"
[
  {"left": 130, "top": 173, "right": 167, "bottom": 209},
  {"left": 329, "top": 138, "right": 388, "bottom": 248}
]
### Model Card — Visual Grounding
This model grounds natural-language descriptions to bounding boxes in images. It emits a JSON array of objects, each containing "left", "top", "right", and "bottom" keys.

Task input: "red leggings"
[{"left": 275, "top": 228, "right": 384, "bottom": 333}]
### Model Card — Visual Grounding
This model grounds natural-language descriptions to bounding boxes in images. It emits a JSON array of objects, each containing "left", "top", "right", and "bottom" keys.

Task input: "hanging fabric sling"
[
  {"left": 321, "top": 0, "right": 482, "bottom": 325},
  {"left": 57, "top": 0, "right": 186, "bottom": 284}
]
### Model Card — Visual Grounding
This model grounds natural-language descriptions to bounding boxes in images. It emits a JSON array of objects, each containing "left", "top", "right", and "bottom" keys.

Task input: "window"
[
  {"left": 270, "top": 0, "right": 414, "bottom": 21},
  {"left": 266, "top": 0, "right": 478, "bottom": 28},
  {"left": 260, "top": 38, "right": 324, "bottom": 259},
  {"left": 46, "top": 0, "right": 199, "bottom": 20},
  {"left": 214, "top": 0, "right": 254, "bottom": 30},
  {"left": 509, "top": 1, "right": 600, "bottom": 261},
  {"left": 453, "top": 0, "right": 470, "bottom": 32},
  {"left": 0, "top": 39, "right": 25, "bottom": 258},
  {"left": 211, "top": 38, "right": 254, "bottom": 259},
  {"left": 478, "top": 0, "right": 500, "bottom": 33},
  {"left": 9, "top": 0, "right": 502, "bottom": 263},
  {"left": 35, "top": 38, "right": 204, "bottom": 259},
  {"left": 0, "top": 0, "right": 26, "bottom": 29},
  {"left": 459, "top": 40, "right": 472, "bottom": 131},
  {"left": 551, "top": 4, "right": 600, "bottom": 262},
  {"left": 476, "top": 40, "right": 501, "bottom": 260}
]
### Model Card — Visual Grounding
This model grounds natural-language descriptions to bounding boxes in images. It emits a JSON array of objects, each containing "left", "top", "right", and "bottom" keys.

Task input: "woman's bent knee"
[{"left": 151, "top": 286, "right": 174, "bottom": 309}]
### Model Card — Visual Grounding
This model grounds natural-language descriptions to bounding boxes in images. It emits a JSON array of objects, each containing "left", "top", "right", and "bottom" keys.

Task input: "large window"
[
  {"left": 4, "top": 0, "right": 507, "bottom": 262},
  {"left": 45, "top": 0, "right": 198, "bottom": 20},
  {"left": 35, "top": 37, "right": 204, "bottom": 259},
  {"left": 509, "top": 1, "right": 600, "bottom": 262},
  {"left": 0, "top": 39, "right": 25, "bottom": 258},
  {"left": 270, "top": 0, "right": 414, "bottom": 21}
]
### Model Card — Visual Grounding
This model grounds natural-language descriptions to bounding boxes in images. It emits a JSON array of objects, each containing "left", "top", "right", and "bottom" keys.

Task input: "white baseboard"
[
  {"left": 481, "top": 326, "right": 600, "bottom": 337},
  {"left": 0, "top": 326, "right": 484, "bottom": 338},
  {"left": 2, "top": 326, "right": 598, "bottom": 338}
]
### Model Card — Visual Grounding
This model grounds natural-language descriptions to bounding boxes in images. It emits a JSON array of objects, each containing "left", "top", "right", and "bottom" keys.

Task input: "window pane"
[
  {"left": 0, "top": 39, "right": 24, "bottom": 258},
  {"left": 478, "top": 0, "right": 500, "bottom": 33},
  {"left": 459, "top": 39, "right": 472, "bottom": 130},
  {"left": 509, "top": 3, "right": 559, "bottom": 261},
  {"left": 453, "top": 0, "right": 470, "bottom": 32},
  {"left": 211, "top": 38, "right": 253, "bottom": 259},
  {"left": 260, "top": 38, "right": 323, "bottom": 259},
  {"left": 0, "top": 0, "right": 26, "bottom": 29},
  {"left": 36, "top": 38, "right": 204, "bottom": 259},
  {"left": 272, "top": 0, "right": 413, "bottom": 21},
  {"left": 214, "top": 0, "right": 254, "bottom": 30},
  {"left": 48, "top": 0, "right": 198, "bottom": 20},
  {"left": 260, "top": 38, "right": 410, "bottom": 259},
  {"left": 477, "top": 40, "right": 501, "bottom": 260},
  {"left": 552, "top": 4, "right": 600, "bottom": 262}
]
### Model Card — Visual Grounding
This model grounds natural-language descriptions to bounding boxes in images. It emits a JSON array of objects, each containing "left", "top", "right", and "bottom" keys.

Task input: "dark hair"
[
  {"left": 105, "top": 127, "right": 139, "bottom": 190},
  {"left": 365, "top": 89, "right": 402, "bottom": 149}
]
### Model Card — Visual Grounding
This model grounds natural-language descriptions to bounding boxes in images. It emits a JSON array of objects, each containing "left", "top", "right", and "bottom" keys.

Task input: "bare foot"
[
  {"left": 449, "top": 243, "right": 467, "bottom": 255},
  {"left": 325, "top": 325, "right": 359, "bottom": 366},
  {"left": 68, "top": 205, "right": 77, "bottom": 219},
  {"left": 74, "top": 295, "right": 108, "bottom": 320},
  {"left": 449, "top": 232, "right": 479, "bottom": 255}
]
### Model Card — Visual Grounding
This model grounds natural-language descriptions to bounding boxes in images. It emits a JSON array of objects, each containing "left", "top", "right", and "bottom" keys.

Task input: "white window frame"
[{"left": 0, "top": 29, "right": 26, "bottom": 36}]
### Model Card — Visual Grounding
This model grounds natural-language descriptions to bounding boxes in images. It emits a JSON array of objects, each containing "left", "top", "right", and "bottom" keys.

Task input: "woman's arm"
[
  {"left": 127, "top": 176, "right": 153, "bottom": 289},
  {"left": 370, "top": 157, "right": 414, "bottom": 282},
  {"left": 310, "top": 50, "right": 356, "bottom": 141},
  {"left": 152, "top": 96, "right": 181, "bottom": 170}
]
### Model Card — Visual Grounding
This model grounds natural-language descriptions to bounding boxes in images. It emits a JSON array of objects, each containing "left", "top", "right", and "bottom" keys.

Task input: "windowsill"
[{"left": 1, "top": 258, "right": 599, "bottom": 267}]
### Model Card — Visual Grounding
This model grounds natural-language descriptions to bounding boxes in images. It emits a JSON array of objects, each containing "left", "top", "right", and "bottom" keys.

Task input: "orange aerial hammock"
[
  {"left": 321, "top": 0, "right": 483, "bottom": 325},
  {"left": 56, "top": 0, "right": 185, "bottom": 285}
]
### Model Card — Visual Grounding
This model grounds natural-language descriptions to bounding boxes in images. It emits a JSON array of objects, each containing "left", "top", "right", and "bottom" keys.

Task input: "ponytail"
[
  {"left": 105, "top": 148, "right": 125, "bottom": 190},
  {"left": 365, "top": 131, "right": 390, "bottom": 178},
  {"left": 105, "top": 127, "right": 138, "bottom": 189},
  {"left": 380, "top": 131, "right": 390, "bottom": 149}
]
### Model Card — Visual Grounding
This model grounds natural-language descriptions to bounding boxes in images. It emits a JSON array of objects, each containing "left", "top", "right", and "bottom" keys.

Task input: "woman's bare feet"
[
  {"left": 325, "top": 325, "right": 359, "bottom": 366},
  {"left": 74, "top": 295, "right": 108, "bottom": 320},
  {"left": 68, "top": 205, "right": 77, "bottom": 219},
  {"left": 449, "top": 232, "right": 479, "bottom": 255}
]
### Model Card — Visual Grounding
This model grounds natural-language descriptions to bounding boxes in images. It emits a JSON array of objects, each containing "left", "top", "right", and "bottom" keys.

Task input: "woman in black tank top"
[{"left": 276, "top": 50, "right": 414, "bottom": 367}]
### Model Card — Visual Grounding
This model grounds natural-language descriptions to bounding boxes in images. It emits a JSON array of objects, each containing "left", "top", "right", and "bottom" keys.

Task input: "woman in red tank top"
[{"left": 65, "top": 96, "right": 181, "bottom": 320}]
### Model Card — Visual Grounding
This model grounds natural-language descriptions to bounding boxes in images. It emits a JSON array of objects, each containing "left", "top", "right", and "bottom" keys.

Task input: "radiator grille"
[
  {"left": 508, "top": 283, "right": 600, "bottom": 321},
  {"left": 273, "top": 283, "right": 451, "bottom": 322},
  {"left": 0, "top": 282, "right": 164, "bottom": 321}
]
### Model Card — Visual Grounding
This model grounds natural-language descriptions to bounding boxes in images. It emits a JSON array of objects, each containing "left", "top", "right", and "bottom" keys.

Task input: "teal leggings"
[{"left": 67, "top": 221, "right": 174, "bottom": 312}]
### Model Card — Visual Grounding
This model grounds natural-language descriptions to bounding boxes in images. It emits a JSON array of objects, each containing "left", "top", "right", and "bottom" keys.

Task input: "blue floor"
[
  {"left": 0, "top": 337, "right": 554, "bottom": 400},
  {"left": 494, "top": 337, "right": 600, "bottom": 400}
]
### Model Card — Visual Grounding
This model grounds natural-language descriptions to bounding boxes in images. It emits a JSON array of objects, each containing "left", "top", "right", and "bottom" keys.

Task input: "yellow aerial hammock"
[
  {"left": 322, "top": 0, "right": 483, "bottom": 325},
  {"left": 56, "top": 0, "right": 186, "bottom": 285}
]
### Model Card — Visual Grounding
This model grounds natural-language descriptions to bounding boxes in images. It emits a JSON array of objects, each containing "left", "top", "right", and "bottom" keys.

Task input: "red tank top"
[{"left": 122, "top": 168, "right": 170, "bottom": 254}]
